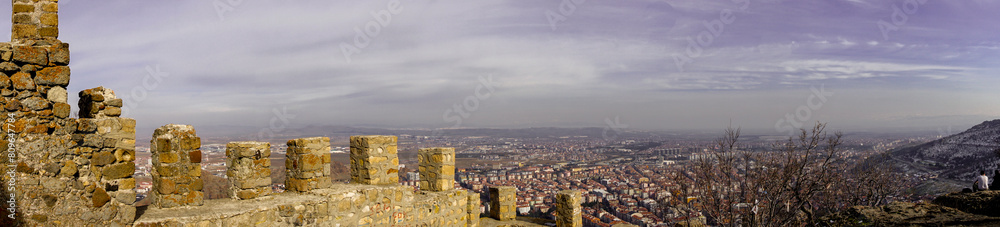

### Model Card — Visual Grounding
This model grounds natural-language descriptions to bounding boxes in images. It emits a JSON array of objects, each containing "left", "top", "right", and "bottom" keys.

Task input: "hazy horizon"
[{"left": 6, "top": 0, "right": 998, "bottom": 135}]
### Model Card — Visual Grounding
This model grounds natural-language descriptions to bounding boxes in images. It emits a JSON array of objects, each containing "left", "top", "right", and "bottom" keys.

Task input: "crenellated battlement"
[{"left": 0, "top": 1, "right": 582, "bottom": 226}]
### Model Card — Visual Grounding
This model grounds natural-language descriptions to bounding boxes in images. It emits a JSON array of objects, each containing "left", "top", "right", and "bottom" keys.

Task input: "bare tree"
[{"left": 680, "top": 122, "right": 846, "bottom": 226}]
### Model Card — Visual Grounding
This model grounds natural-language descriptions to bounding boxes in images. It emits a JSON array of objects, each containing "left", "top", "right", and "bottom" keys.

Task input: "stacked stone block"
[
  {"left": 467, "top": 192, "right": 481, "bottom": 227},
  {"left": 150, "top": 124, "right": 204, "bottom": 208},
  {"left": 12, "top": 0, "right": 60, "bottom": 40},
  {"left": 489, "top": 186, "right": 516, "bottom": 221},
  {"left": 1, "top": 2, "right": 140, "bottom": 223},
  {"left": 226, "top": 141, "right": 272, "bottom": 200},
  {"left": 78, "top": 86, "right": 123, "bottom": 118},
  {"left": 349, "top": 135, "right": 399, "bottom": 185},
  {"left": 0, "top": 38, "right": 72, "bottom": 135},
  {"left": 75, "top": 87, "right": 138, "bottom": 207},
  {"left": 555, "top": 190, "right": 583, "bottom": 227},
  {"left": 285, "top": 137, "right": 332, "bottom": 192},
  {"left": 418, "top": 147, "right": 455, "bottom": 192}
]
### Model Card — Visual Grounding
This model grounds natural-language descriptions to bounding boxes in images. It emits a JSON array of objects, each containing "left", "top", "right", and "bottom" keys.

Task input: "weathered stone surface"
[
  {"left": 11, "top": 71, "right": 33, "bottom": 90},
  {"left": 227, "top": 141, "right": 272, "bottom": 200},
  {"left": 43, "top": 162, "right": 61, "bottom": 176},
  {"left": 40, "top": 13, "right": 58, "bottom": 27},
  {"left": 92, "top": 151, "right": 115, "bottom": 166},
  {"left": 77, "top": 118, "right": 97, "bottom": 132},
  {"left": 4, "top": 98, "right": 21, "bottom": 111},
  {"left": 13, "top": 45, "right": 48, "bottom": 65},
  {"left": 285, "top": 137, "right": 331, "bottom": 192},
  {"left": 106, "top": 98, "right": 122, "bottom": 107},
  {"left": 93, "top": 187, "right": 110, "bottom": 207},
  {"left": 468, "top": 192, "right": 481, "bottom": 226},
  {"left": 11, "top": 24, "right": 37, "bottom": 40},
  {"left": 42, "top": 194, "right": 58, "bottom": 207},
  {"left": 48, "top": 43, "right": 70, "bottom": 65},
  {"left": 350, "top": 135, "right": 398, "bottom": 185},
  {"left": 35, "top": 66, "right": 70, "bottom": 86},
  {"left": 42, "top": 177, "right": 64, "bottom": 189},
  {"left": 555, "top": 190, "right": 583, "bottom": 227},
  {"left": 23, "top": 96, "right": 50, "bottom": 111},
  {"left": 490, "top": 186, "right": 517, "bottom": 221},
  {"left": 118, "top": 178, "right": 136, "bottom": 190},
  {"left": 114, "top": 148, "right": 135, "bottom": 162},
  {"left": 40, "top": 27, "right": 59, "bottom": 38},
  {"left": 158, "top": 178, "right": 176, "bottom": 194},
  {"left": 78, "top": 86, "right": 124, "bottom": 118},
  {"left": 104, "top": 106, "right": 121, "bottom": 116},
  {"left": 47, "top": 86, "right": 67, "bottom": 103},
  {"left": 0, "top": 72, "right": 8, "bottom": 88},
  {"left": 59, "top": 160, "right": 77, "bottom": 177},
  {"left": 159, "top": 152, "right": 179, "bottom": 163},
  {"left": 150, "top": 124, "right": 203, "bottom": 208},
  {"left": 0, "top": 62, "right": 18, "bottom": 72},
  {"left": 189, "top": 150, "right": 202, "bottom": 163},
  {"left": 53, "top": 102, "right": 70, "bottom": 118},
  {"left": 191, "top": 178, "right": 203, "bottom": 191},
  {"left": 115, "top": 191, "right": 136, "bottom": 205},
  {"left": 419, "top": 147, "right": 455, "bottom": 192},
  {"left": 12, "top": 3, "right": 34, "bottom": 13},
  {"left": 102, "top": 162, "right": 135, "bottom": 179}
]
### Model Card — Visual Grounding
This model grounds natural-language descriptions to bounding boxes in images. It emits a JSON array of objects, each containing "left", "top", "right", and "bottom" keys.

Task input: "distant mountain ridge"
[{"left": 890, "top": 119, "right": 1000, "bottom": 193}]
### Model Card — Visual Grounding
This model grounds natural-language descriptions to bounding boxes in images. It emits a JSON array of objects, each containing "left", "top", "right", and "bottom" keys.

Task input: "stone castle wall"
[
  {"left": 134, "top": 129, "right": 480, "bottom": 227},
  {"left": 1, "top": 1, "right": 581, "bottom": 226}
]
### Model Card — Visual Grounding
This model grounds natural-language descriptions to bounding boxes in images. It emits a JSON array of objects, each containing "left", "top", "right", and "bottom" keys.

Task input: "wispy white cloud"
[{"left": 0, "top": 0, "right": 992, "bottom": 133}]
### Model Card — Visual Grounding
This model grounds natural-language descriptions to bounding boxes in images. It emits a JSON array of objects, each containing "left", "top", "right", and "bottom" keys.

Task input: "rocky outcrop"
[
  {"left": 820, "top": 201, "right": 1000, "bottom": 226},
  {"left": 932, "top": 190, "right": 1000, "bottom": 217},
  {"left": 821, "top": 191, "right": 1000, "bottom": 226}
]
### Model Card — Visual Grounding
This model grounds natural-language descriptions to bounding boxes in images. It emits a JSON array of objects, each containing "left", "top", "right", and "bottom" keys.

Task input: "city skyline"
[{"left": 7, "top": 0, "right": 999, "bottom": 134}]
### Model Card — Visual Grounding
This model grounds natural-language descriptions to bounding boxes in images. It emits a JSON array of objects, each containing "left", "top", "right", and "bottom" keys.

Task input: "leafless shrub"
[{"left": 677, "top": 122, "right": 889, "bottom": 226}]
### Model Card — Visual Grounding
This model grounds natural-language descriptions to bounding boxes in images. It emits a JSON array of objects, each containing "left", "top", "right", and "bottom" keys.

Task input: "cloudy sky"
[{"left": 5, "top": 0, "right": 1000, "bottom": 135}]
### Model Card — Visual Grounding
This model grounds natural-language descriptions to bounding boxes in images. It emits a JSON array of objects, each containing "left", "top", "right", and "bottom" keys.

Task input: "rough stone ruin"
[
  {"left": 226, "top": 141, "right": 273, "bottom": 200},
  {"left": 0, "top": 1, "right": 583, "bottom": 226},
  {"left": 150, "top": 124, "right": 204, "bottom": 208},
  {"left": 286, "top": 137, "right": 333, "bottom": 192},
  {"left": 419, "top": 147, "right": 455, "bottom": 192}
]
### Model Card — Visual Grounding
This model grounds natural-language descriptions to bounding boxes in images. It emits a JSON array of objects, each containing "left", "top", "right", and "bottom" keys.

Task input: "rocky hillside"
[
  {"left": 820, "top": 191, "right": 1000, "bottom": 226},
  {"left": 890, "top": 119, "right": 1000, "bottom": 194}
]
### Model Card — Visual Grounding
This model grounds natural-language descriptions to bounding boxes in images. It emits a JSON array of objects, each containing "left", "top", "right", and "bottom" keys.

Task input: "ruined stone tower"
[{"left": 2, "top": 1, "right": 140, "bottom": 226}]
